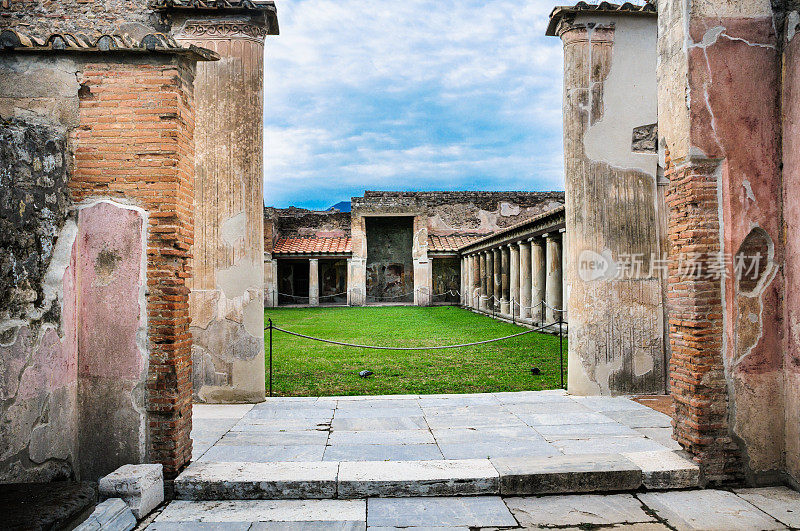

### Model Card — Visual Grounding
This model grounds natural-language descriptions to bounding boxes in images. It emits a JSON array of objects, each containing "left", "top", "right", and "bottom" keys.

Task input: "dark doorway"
[
  {"left": 320, "top": 259, "right": 348, "bottom": 304},
  {"left": 366, "top": 216, "right": 414, "bottom": 303},
  {"left": 432, "top": 257, "right": 460, "bottom": 304},
  {"left": 277, "top": 259, "right": 310, "bottom": 305}
]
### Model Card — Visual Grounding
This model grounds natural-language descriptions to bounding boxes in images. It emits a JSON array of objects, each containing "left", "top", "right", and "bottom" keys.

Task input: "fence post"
[
  {"left": 512, "top": 297, "right": 515, "bottom": 324},
  {"left": 268, "top": 318, "right": 273, "bottom": 397},
  {"left": 558, "top": 311, "right": 564, "bottom": 390}
]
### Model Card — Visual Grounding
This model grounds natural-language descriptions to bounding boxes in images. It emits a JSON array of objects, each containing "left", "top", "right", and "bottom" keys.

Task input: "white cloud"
[{"left": 263, "top": 0, "right": 568, "bottom": 209}]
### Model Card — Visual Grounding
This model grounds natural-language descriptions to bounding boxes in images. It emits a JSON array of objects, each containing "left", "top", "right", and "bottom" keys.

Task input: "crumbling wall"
[
  {"left": 265, "top": 207, "right": 351, "bottom": 241},
  {"left": 0, "top": 114, "right": 78, "bottom": 483},
  {"left": 0, "top": 0, "right": 161, "bottom": 38},
  {"left": 658, "top": 0, "right": 789, "bottom": 484},
  {"left": 357, "top": 191, "right": 564, "bottom": 236}
]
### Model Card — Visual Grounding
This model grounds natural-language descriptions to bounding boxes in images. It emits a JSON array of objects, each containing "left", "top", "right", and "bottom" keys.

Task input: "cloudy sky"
[{"left": 263, "top": 0, "right": 567, "bottom": 210}]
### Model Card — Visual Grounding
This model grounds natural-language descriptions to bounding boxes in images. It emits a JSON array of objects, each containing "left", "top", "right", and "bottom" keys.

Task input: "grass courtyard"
[{"left": 264, "top": 306, "right": 566, "bottom": 396}]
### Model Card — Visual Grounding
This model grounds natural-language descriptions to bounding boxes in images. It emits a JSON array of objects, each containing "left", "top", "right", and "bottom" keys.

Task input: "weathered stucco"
[
  {"left": 556, "top": 13, "right": 666, "bottom": 395},
  {"left": 176, "top": 14, "right": 269, "bottom": 404}
]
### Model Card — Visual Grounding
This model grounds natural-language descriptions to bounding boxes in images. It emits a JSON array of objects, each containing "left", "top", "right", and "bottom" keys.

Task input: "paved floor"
[
  {"left": 144, "top": 487, "right": 800, "bottom": 529},
  {"left": 191, "top": 390, "right": 679, "bottom": 463}
]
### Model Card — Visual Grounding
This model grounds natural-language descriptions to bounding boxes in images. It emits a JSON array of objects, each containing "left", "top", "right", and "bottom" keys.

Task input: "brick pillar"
[
  {"left": 170, "top": 5, "right": 278, "bottom": 404},
  {"left": 519, "top": 241, "right": 532, "bottom": 319}
]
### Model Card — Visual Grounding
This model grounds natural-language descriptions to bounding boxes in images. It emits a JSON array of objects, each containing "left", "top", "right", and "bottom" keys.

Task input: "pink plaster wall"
[
  {"left": 687, "top": 15, "right": 785, "bottom": 477},
  {"left": 77, "top": 201, "right": 145, "bottom": 380},
  {"left": 782, "top": 28, "right": 800, "bottom": 486}
]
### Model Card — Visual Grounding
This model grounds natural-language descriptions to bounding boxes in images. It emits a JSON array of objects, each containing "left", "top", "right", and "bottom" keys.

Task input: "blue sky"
[{"left": 263, "top": 0, "right": 567, "bottom": 210}]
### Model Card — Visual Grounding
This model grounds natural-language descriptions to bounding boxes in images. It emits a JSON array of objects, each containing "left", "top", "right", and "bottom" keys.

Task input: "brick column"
[
  {"left": 168, "top": 4, "right": 278, "bottom": 404},
  {"left": 519, "top": 241, "right": 532, "bottom": 319},
  {"left": 510, "top": 243, "right": 520, "bottom": 318},
  {"left": 309, "top": 259, "right": 319, "bottom": 306}
]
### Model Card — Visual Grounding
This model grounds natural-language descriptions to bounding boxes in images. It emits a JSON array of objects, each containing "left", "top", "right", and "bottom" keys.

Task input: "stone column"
[
  {"left": 490, "top": 249, "right": 496, "bottom": 311},
  {"left": 413, "top": 215, "right": 432, "bottom": 306},
  {"left": 461, "top": 256, "right": 469, "bottom": 307},
  {"left": 500, "top": 246, "right": 510, "bottom": 315},
  {"left": 510, "top": 243, "right": 520, "bottom": 318},
  {"left": 472, "top": 254, "right": 481, "bottom": 309},
  {"left": 309, "top": 259, "right": 319, "bottom": 307},
  {"left": 264, "top": 253, "right": 275, "bottom": 308},
  {"left": 519, "top": 241, "right": 532, "bottom": 319},
  {"left": 560, "top": 229, "right": 568, "bottom": 322},
  {"left": 349, "top": 215, "right": 367, "bottom": 306},
  {"left": 174, "top": 5, "right": 278, "bottom": 404},
  {"left": 545, "top": 234, "right": 563, "bottom": 324},
  {"left": 531, "top": 238, "right": 546, "bottom": 323},
  {"left": 484, "top": 251, "right": 493, "bottom": 311}
]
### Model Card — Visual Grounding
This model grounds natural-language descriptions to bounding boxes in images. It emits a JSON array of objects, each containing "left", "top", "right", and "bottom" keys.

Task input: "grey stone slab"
[
  {"left": 338, "top": 459, "right": 499, "bottom": 498},
  {"left": 251, "top": 523, "right": 365, "bottom": 530},
  {"left": 734, "top": 487, "right": 800, "bottom": 528},
  {"left": 570, "top": 396, "right": 650, "bottom": 412},
  {"left": 366, "top": 496, "right": 517, "bottom": 528},
  {"left": 75, "top": 498, "right": 136, "bottom": 531},
  {"left": 327, "top": 430, "right": 434, "bottom": 445},
  {"left": 623, "top": 451, "right": 700, "bottom": 489},
  {"left": 635, "top": 427, "right": 683, "bottom": 450},
  {"left": 245, "top": 408, "right": 335, "bottom": 420},
  {"left": 533, "top": 423, "right": 641, "bottom": 439},
  {"left": 156, "top": 500, "right": 365, "bottom": 522},
  {"left": 437, "top": 440, "right": 560, "bottom": 460},
  {"left": 197, "top": 444, "right": 325, "bottom": 463},
  {"left": 191, "top": 440, "right": 217, "bottom": 460},
  {"left": 638, "top": 490, "right": 786, "bottom": 531},
  {"left": 333, "top": 408, "right": 424, "bottom": 419},
  {"left": 174, "top": 462, "right": 339, "bottom": 500},
  {"left": 99, "top": 463, "right": 164, "bottom": 519},
  {"left": 332, "top": 394, "right": 419, "bottom": 401},
  {"left": 503, "top": 401, "right": 592, "bottom": 415},
  {"left": 334, "top": 399, "right": 419, "bottom": 409},
  {"left": 418, "top": 395, "right": 502, "bottom": 407},
  {"left": 493, "top": 390, "right": 569, "bottom": 404},
  {"left": 425, "top": 413, "right": 526, "bottom": 429},
  {"left": 323, "top": 443, "right": 443, "bottom": 462},
  {"left": 603, "top": 409, "right": 673, "bottom": 428},
  {"left": 191, "top": 418, "right": 239, "bottom": 437},
  {"left": 232, "top": 419, "right": 332, "bottom": 432},
  {"left": 431, "top": 426, "right": 545, "bottom": 444},
  {"left": 331, "top": 416, "right": 427, "bottom": 431},
  {"left": 516, "top": 412, "right": 615, "bottom": 426},
  {"left": 505, "top": 493, "right": 656, "bottom": 527},
  {"left": 554, "top": 436, "right": 667, "bottom": 455},
  {"left": 146, "top": 524, "right": 253, "bottom": 530},
  {"left": 192, "top": 404, "right": 255, "bottom": 419},
  {"left": 216, "top": 430, "right": 330, "bottom": 446},
  {"left": 492, "top": 453, "right": 642, "bottom": 495},
  {"left": 367, "top": 527, "right": 468, "bottom": 531}
]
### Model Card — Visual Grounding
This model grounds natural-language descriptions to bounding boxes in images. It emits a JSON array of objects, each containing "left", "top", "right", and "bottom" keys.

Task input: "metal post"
[
  {"left": 512, "top": 297, "right": 515, "bottom": 324},
  {"left": 558, "top": 312, "right": 564, "bottom": 389},
  {"left": 268, "top": 318, "right": 273, "bottom": 397}
]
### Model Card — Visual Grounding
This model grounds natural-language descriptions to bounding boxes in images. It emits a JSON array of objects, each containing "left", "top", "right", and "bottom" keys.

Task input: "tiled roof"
[
  {"left": 546, "top": 1, "right": 656, "bottom": 36},
  {"left": 273, "top": 237, "right": 352, "bottom": 255},
  {"left": 458, "top": 206, "right": 566, "bottom": 251},
  {"left": 0, "top": 29, "right": 219, "bottom": 60},
  {"left": 428, "top": 234, "right": 481, "bottom": 252}
]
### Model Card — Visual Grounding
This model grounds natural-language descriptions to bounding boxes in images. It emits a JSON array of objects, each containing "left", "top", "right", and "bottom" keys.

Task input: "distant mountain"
[{"left": 328, "top": 201, "right": 351, "bottom": 212}]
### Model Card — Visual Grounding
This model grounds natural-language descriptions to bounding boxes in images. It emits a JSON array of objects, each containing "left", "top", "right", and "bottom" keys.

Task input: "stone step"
[{"left": 173, "top": 451, "right": 700, "bottom": 501}]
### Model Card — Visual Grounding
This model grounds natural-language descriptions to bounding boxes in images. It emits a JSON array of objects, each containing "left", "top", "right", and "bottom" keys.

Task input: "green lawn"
[{"left": 264, "top": 306, "right": 567, "bottom": 396}]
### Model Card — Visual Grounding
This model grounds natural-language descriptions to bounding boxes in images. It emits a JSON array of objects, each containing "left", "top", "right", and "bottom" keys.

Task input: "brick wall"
[
  {"left": 0, "top": 0, "right": 159, "bottom": 37},
  {"left": 664, "top": 149, "right": 743, "bottom": 484},
  {"left": 69, "top": 56, "right": 196, "bottom": 477}
]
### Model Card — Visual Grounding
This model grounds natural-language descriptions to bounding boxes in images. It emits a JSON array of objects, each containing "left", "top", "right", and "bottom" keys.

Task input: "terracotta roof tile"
[
  {"left": 428, "top": 234, "right": 481, "bottom": 252},
  {"left": 273, "top": 237, "right": 351, "bottom": 255}
]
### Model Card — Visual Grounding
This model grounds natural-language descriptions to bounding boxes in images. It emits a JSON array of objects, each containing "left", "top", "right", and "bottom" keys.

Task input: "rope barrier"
[{"left": 270, "top": 325, "right": 544, "bottom": 350}]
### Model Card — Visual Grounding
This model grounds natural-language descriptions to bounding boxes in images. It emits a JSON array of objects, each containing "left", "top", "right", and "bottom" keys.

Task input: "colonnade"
[{"left": 461, "top": 231, "right": 566, "bottom": 325}]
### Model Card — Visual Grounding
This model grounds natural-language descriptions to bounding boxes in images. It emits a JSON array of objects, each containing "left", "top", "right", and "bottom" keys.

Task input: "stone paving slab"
[
  {"left": 323, "top": 443, "right": 444, "bottom": 462},
  {"left": 175, "top": 462, "right": 339, "bottom": 500},
  {"left": 338, "top": 459, "right": 499, "bottom": 498},
  {"left": 553, "top": 436, "right": 668, "bottom": 455},
  {"left": 638, "top": 489, "right": 787, "bottom": 530},
  {"left": 570, "top": 396, "right": 651, "bottom": 412},
  {"left": 734, "top": 487, "right": 800, "bottom": 528},
  {"left": 366, "top": 496, "right": 517, "bottom": 528},
  {"left": 154, "top": 500, "right": 366, "bottom": 523},
  {"left": 330, "top": 416, "right": 428, "bottom": 431},
  {"left": 327, "top": 429, "right": 434, "bottom": 445},
  {"left": 231, "top": 419, "right": 332, "bottom": 432},
  {"left": 603, "top": 409, "right": 673, "bottom": 428},
  {"left": 437, "top": 439, "right": 560, "bottom": 460},
  {"left": 492, "top": 453, "right": 642, "bottom": 495},
  {"left": 217, "top": 431, "right": 330, "bottom": 446},
  {"left": 533, "top": 422, "right": 641, "bottom": 439},
  {"left": 634, "top": 427, "right": 683, "bottom": 450},
  {"left": 198, "top": 444, "right": 326, "bottom": 463},
  {"left": 505, "top": 493, "right": 656, "bottom": 527},
  {"left": 192, "top": 404, "right": 255, "bottom": 419},
  {"left": 622, "top": 451, "right": 699, "bottom": 489},
  {"left": 515, "top": 412, "right": 615, "bottom": 426}
]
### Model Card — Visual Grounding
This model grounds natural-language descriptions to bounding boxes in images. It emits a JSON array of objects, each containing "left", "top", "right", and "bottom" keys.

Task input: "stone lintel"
[
  {"left": 545, "top": 2, "right": 655, "bottom": 37},
  {"left": 152, "top": 0, "right": 280, "bottom": 36}
]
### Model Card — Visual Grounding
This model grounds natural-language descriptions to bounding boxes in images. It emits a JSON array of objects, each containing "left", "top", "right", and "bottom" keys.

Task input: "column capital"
[{"left": 157, "top": 1, "right": 280, "bottom": 42}]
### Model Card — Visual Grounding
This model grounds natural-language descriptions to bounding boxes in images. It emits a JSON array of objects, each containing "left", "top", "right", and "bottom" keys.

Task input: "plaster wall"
[{"left": 559, "top": 15, "right": 666, "bottom": 395}]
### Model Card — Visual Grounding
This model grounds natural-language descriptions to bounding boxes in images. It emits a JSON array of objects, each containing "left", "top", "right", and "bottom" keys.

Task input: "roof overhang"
[
  {"left": 150, "top": 0, "right": 279, "bottom": 35},
  {"left": 546, "top": 1, "right": 656, "bottom": 36}
]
